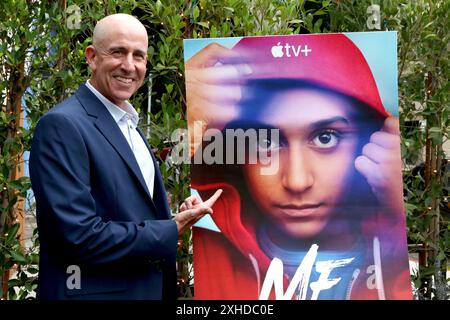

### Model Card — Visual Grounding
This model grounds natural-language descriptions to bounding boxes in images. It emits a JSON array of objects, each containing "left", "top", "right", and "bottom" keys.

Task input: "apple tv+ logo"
[{"left": 271, "top": 42, "right": 312, "bottom": 58}]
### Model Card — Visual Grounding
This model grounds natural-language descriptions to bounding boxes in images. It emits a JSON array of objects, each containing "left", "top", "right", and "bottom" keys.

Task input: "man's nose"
[
  {"left": 281, "top": 144, "right": 314, "bottom": 193},
  {"left": 121, "top": 54, "right": 135, "bottom": 72}
]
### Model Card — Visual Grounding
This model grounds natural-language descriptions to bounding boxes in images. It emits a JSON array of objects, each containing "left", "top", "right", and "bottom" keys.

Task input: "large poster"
[{"left": 184, "top": 32, "right": 412, "bottom": 300}]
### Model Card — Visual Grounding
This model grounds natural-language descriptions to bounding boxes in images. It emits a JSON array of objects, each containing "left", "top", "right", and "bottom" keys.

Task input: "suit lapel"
[
  {"left": 137, "top": 127, "right": 172, "bottom": 219},
  {"left": 74, "top": 84, "right": 157, "bottom": 212}
]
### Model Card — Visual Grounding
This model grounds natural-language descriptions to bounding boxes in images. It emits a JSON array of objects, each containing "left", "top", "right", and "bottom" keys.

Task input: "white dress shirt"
[{"left": 86, "top": 81, "right": 155, "bottom": 197}]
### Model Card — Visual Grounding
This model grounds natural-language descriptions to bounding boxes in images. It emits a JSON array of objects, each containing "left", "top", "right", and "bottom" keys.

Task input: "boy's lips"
[{"left": 275, "top": 203, "right": 323, "bottom": 217}]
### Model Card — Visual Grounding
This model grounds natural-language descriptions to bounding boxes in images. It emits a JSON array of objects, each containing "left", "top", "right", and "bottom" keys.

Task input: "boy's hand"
[
  {"left": 185, "top": 43, "right": 251, "bottom": 157},
  {"left": 355, "top": 117, "right": 404, "bottom": 218}
]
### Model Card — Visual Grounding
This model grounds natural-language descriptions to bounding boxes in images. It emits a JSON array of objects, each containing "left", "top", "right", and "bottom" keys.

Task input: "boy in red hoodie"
[{"left": 185, "top": 33, "right": 412, "bottom": 300}]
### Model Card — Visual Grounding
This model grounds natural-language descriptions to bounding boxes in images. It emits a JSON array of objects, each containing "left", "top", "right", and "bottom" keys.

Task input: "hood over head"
[{"left": 232, "top": 33, "right": 388, "bottom": 117}]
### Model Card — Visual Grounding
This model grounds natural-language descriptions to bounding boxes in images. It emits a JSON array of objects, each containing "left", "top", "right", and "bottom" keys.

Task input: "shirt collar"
[{"left": 85, "top": 80, "right": 139, "bottom": 127}]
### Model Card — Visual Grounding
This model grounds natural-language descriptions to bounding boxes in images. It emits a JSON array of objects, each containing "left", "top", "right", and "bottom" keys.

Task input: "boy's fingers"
[
  {"left": 362, "top": 142, "right": 388, "bottom": 164},
  {"left": 370, "top": 131, "right": 400, "bottom": 149},
  {"left": 355, "top": 155, "right": 378, "bottom": 180},
  {"left": 187, "top": 43, "right": 244, "bottom": 68},
  {"left": 381, "top": 116, "right": 400, "bottom": 135},
  {"left": 189, "top": 64, "right": 251, "bottom": 84},
  {"left": 187, "top": 82, "right": 242, "bottom": 104}
]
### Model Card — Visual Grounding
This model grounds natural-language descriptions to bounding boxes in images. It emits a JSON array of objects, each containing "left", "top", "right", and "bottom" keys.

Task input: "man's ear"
[{"left": 85, "top": 45, "right": 96, "bottom": 71}]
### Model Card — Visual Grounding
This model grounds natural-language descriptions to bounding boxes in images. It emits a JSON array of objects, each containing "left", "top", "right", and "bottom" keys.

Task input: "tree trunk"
[{"left": 1, "top": 269, "right": 10, "bottom": 299}]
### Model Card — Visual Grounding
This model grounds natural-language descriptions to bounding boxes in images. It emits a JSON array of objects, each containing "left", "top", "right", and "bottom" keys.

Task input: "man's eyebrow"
[
  {"left": 107, "top": 46, "right": 147, "bottom": 55},
  {"left": 108, "top": 46, "right": 126, "bottom": 52},
  {"left": 134, "top": 49, "right": 147, "bottom": 56},
  {"left": 308, "top": 116, "right": 350, "bottom": 130}
]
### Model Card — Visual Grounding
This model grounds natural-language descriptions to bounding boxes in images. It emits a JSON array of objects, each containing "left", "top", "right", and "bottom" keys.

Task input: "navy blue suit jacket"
[{"left": 29, "top": 84, "right": 178, "bottom": 300}]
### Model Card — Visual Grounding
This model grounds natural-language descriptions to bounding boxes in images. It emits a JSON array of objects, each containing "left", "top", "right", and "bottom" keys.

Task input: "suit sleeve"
[{"left": 29, "top": 112, "right": 178, "bottom": 266}]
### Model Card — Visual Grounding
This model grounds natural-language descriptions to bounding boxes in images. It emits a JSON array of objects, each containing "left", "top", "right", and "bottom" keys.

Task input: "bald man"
[{"left": 29, "top": 13, "right": 221, "bottom": 300}]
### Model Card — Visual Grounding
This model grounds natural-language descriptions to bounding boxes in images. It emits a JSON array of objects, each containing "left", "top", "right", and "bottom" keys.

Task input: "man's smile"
[{"left": 113, "top": 75, "right": 133, "bottom": 84}]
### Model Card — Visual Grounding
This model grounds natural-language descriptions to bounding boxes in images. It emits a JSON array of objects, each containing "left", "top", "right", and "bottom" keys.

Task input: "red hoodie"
[{"left": 192, "top": 182, "right": 412, "bottom": 300}]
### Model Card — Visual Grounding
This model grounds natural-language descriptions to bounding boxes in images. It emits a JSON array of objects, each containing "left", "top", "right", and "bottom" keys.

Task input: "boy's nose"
[{"left": 281, "top": 145, "right": 314, "bottom": 193}]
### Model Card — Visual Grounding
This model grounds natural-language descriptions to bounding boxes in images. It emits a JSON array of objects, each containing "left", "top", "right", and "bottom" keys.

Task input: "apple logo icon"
[{"left": 271, "top": 42, "right": 284, "bottom": 58}]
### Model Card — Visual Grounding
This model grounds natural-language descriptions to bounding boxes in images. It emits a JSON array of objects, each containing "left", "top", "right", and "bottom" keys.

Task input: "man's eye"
[{"left": 311, "top": 130, "right": 340, "bottom": 149}]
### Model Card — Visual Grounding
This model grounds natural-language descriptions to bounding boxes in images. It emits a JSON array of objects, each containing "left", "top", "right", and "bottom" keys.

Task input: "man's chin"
[{"left": 111, "top": 92, "right": 134, "bottom": 104}]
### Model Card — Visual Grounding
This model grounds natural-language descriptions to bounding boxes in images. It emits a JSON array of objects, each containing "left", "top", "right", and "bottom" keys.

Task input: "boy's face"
[{"left": 243, "top": 89, "right": 361, "bottom": 241}]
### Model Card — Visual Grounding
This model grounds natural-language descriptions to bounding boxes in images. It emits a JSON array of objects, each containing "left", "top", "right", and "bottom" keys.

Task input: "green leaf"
[
  {"left": 6, "top": 223, "right": 20, "bottom": 243},
  {"left": 428, "top": 127, "right": 441, "bottom": 133},
  {"left": 193, "top": 6, "right": 199, "bottom": 21},
  {"left": 25, "top": 282, "right": 33, "bottom": 292},
  {"left": 8, "top": 278, "right": 21, "bottom": 287},
  {"left": 404, "top": 203, "right": 418, "bottom": 214},
  {"left": 155, "top": 0, "right": 163, "bottom": 14},
  {"left": 10, "top": 251, "right": 27, "bottom": 264},
  {"left": 436, "top": 250, "right": 446, "bottom": 261},
  {"left": 196, "top": 21, "right": 209, "bottom": 29},
  {"left": 314, "top": 10, "right": 327, "bottom": 16},
  {"left": 424, "top": 33, "right": 437, "bottom": 40},
  {"left": 29, "top": 253, "right": 39, "bottom": 264},
  {"left": 9, "top": 179, "right": 26, "bottom": 189},
  {"left": 210, "top": 25, "right": 218, "bottom": 38},
  {"left": 27, "top": 267, "right": 39, "bottom": 275}
]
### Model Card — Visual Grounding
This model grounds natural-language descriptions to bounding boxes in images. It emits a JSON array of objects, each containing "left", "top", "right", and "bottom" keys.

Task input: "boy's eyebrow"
[
  {"left": 238, "top": 117, "right": 350, "bottom": 132},
  {"left": 308, "top": 116, "right": 350, "bottom": 130},
  {"left": 230, "top": 121, "right": 287, "bottom": 141},
  {"left": 228, "top": 121, "right": 277, "bottom": 130}
]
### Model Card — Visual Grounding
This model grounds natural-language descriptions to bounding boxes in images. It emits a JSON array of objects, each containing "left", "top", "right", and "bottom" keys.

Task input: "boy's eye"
[
  {"left": 257, "top": 137, "right": 280, "bottom": 151},
  {"left": 311, "top": 130, "right": 340, "bottom": 149}
]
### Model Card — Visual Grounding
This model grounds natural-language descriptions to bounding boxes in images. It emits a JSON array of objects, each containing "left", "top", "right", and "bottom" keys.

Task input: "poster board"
[{"left": 184, "top": 32, "right": 412, "bottom": 300}]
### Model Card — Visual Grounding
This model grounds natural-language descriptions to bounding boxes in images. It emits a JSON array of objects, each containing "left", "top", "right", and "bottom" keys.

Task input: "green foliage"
[
  {"left": 0, "top": 0, "right": 138, "bottom": 300},
  {"left": 327, "top": 0, "right": 449, "bottom": 299},
  {"left": 1, "top": 223, "right": 39, "bottom": 300},
  {"left": 397, "top": 0, "right": 449, "bottom": 300}
]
